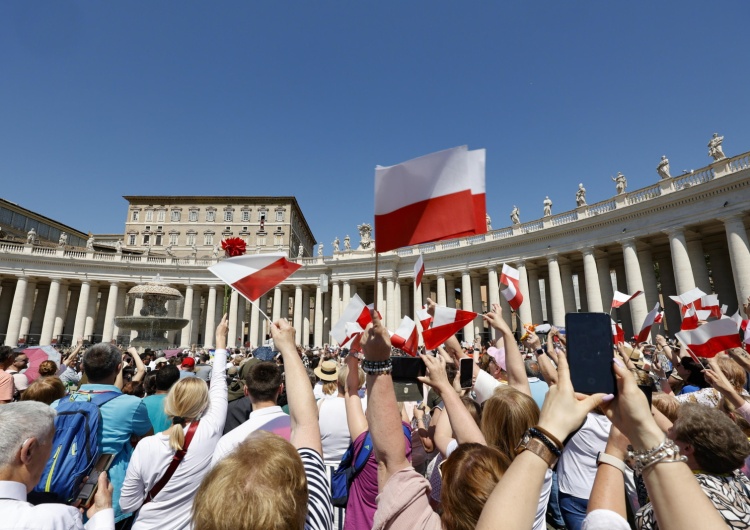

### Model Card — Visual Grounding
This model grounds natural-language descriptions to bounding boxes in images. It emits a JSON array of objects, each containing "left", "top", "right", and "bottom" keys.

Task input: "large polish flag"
[
  {"left": 611, "top": 290, "right": 643, "bottom": 309},
  {"left": 669, "top": 288, "right": 707, "bottom": 312},
  {"left": 500, "top": 264, "right": 523, "bottom": 310},
  {"left": 422, "top": 305, "right": 477, "bottom": 350},
  {"left": 208, "top": 253, "right": 301, "bottom": 302},
  {"left": 374, "top": 146, "right": 486, "bottom": 253},
  {"left": 331, "top": 294, "right": 372, "bottom": 346},
  {"left": 636, "top": 303, "right": 661, "bottom": 343},
  {"left": 391, "top": 316, "right": 419, "bottom": 356},
  {"left": 416, "top": 306, "right": 432, "bottom": 331},
  {"left": 676, "top": 319, "right": 743, "bottom": 358},
  {"left": 414, "top": 254, "right": 425, "bottom": 288}
]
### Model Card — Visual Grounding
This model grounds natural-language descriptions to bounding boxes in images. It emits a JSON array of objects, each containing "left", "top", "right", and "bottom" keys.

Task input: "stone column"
[
  {"left": 577, "top": 270, "right": 589, "bottom": 312},
  {"left": 180, "top": 285, "right": 194, "bottom": 348},
  {"left": 72, "top": 281, "right": 91, "bottom": 341},
  {"left": 422, "top": 279, "right": 432, "bottom": 306},
  {"left": 111, "top": 286, "right": 126, "bottom": 344},
  {"left": 686, "top": 237, "right": 711, "bottom": 295},
  {"left": 436, "top": 275, "right": 447, "bottom": 306},
  {"left": 515, "top": 262, "right": 533, "bottom": 326},
  {"left": 386, "top": 276, "right": 396, "bottom": 329},
  {"left": 527, "top": 268, "right": 544, "bottom": 324},
  {"left": 487, "top": 267, "right": 503, "bottom": 339},
  {"left": 581, "top": 248, "right": 603, "bottom": 312},
  {"left": 596, "top": 255, "right": 614, "bottom": 312},
  {"left": 461, "top": 271, "right": 475, "bottom": 342},
  {"left": 708, "top": 247, "right": 737, "bottom": 314},
  {"left": 227, "top": 290, "right": 239, "bottom": 348},
  {"left": 100, "top": 282, "right": 120, "bottom": 344},
  {"left": 342, "top": 281, "right": 351, "bottom": 309},
  {"left": 546, "top": 256, "right": 566, "bottom": 327},
  {"left": 471, "top": 274, "right": 483, "bottom": 337},
  {"left": 656, "top": 255, "right": 681, "bottom": 336},
  {"left": 29, "top": 284, "right": 48, "bottom": 338},
  {"left": 302, "top": 288, "right": 311, "bottom": 347},
  {"left": 377, "top": 279, "right": 386, "bottom": 319},
  {"left": 280, "top": 289, "right": 290, "bottom": 322},
  {"left": 393, "top": 278, "right": 402, "bottom": 323},
  {"left": 722, "top": 214, "right": 750, "bottom": 309},
  {"left": 82, "top": 285, "right": 99, "bottom": 340},
  {"left": 0, "top": 281, "right": 15, "bottom": 336},
  {"left": 559, "top": 259, "right": 577, "bottom": 315},
  {"left": 400, "top": 283, "right": 410, "bottom": 323},
  {"left": 203, "top": 286, "right": 217, "bottom": 348},
  {"left": 4, "top": 277, "right": 29, "bottom": 346},
  {"left": 52, "top": 283, "right": 69, "bottom": 341},
  {"left": 665, "top": 228, "right": 696, "bottom": 295},
  {"left": 314, "top": 285, "right": 324, "bottom": 347},
  {"left": 63, "top": 286, "right": 80, "bottom": 341},
  {"left": 637, "top": 247, "right": 660, "bottom": 317},
  {"left": 613, "top": 264, "right": 634, "bottom": 337},
  {"left": 249, "top": 294, "right": 261, "bottom": 348},
  {"left": 446, "top": 278, "right": 456, "bottom": 308},
  {"left": 293, "top": 285, "right": 303, "bottom": 343},
  {"left": 330, "top": 281, "right": 341, "bottom": 332},
  {"left": 414, "top": 283, "right": 423, "bottom": 317},
  {"left": 18, "top": 281, "right": 38, "bottom": 341},
  {"left": 621, "top": 239, "right": 648, "bottom": 334},
  {"left": 272, "top": 287, "right": 282, "bottom": 321},
  {"left": 258, "top": 294, "right": 269, "bottom": 345},
  {"left": 322, "top": 291, "right": 331, "bottom": 345}
]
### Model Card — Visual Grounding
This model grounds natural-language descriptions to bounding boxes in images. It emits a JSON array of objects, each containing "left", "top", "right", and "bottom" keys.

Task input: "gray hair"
[{"left": 0, "top": 402, "right": 56, "bottom": 468}]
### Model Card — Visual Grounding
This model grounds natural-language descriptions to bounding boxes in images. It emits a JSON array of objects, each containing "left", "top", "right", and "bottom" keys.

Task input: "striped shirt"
[{"left": 299, "top": 448, "right": 334, "bottom": 530}]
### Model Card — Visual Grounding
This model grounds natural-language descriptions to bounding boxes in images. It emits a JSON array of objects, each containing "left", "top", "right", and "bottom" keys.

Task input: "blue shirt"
[
  {"left": 142, "top": 393, "right": 170, "bottom": 433},
  {"left": 528, "top": 378, "right": 550, "bottom": 410},
  {"left": 56, "top": 384, "right": 152, "bottom": 522}
]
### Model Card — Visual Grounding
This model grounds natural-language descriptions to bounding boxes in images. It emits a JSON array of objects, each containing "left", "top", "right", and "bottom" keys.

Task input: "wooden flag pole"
[{"left": 373, "top": 251, "right": 380, "bottom": 314}]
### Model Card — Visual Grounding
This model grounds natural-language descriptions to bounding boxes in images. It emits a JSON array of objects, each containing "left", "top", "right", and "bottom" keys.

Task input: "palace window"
[
  {"left": 131, "top": 211, "right": 139, "bottom": 222},
  {"left": 171, "top": 210, "right": 181, "bottom": 222},
  {"left": 224, "top": 210, "right": 233, "bottom": 222},
  {"left": 259, "top": 210, "right": 267, "bottom": 222},
  {"left": 186, "top": 232, "right": 196, "bottom": 246},
  {"left": 155, "top": 234, "right": 162, "bottom": 246},
  {"left": 143, "top": 234, "right": 150, "bottom": 246},
  {"left": 204, "top": 232, "right": 214, "bottom": 246},
  {"left": 169, "top": 233, "right": 179, "bottom": 245},
  {"left": 157, "top": 210, "right": 166, "bottom": 222},
  {"left": 241, "top": 210, "right": 250, "bottom": 222},
  {"left": 274, "top": 234, "right": 284, "bottom": 246},
  {"left": 145, "top": 210, "right": 153, "bottom": 222},
  {"left": 257, "top": 235, "right": 266, "bottom": 246},
  {"left": 189, "top": 210, "right": 198, "bottom": 222},
  {"left": 206, "top": 210, "right": 216, "bottom": 222},
  {"left": 275, "top": 210, "right": 284, "bottom": 222},
  {"left": 128, "top": 234, "right": 136, "bottom": 246}
]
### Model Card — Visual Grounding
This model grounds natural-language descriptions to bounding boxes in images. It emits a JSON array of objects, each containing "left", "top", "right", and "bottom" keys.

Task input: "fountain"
[{"left": 114, "top": 275, "right": 189, "bottom": 349}]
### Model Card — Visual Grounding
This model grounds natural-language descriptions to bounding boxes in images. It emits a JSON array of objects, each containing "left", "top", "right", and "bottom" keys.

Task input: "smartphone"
[
  {"left": 76, "top": 453, "right": 115, "bottom": 507},
  {"left": 565, "top": 313, "right": 616, "bottom": 395},
  {"left": 391, "top": 357, "right": 426, "bottom": 381},
  {"left": 459, "top": 357, "right": 474, "bottom": 389}
]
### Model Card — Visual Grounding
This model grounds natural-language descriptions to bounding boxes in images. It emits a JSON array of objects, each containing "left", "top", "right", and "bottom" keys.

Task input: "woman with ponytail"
[{"left": 120, "top": 315, "right": 229, "bottom": 530}]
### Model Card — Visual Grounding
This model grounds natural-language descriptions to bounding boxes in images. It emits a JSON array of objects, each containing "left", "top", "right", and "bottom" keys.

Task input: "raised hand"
[
  {"left": 417, "top": 353, "right": 452, "bottom": 396},
  {"left": 269, "top": 318, "right": 296, "bottom": 352}
]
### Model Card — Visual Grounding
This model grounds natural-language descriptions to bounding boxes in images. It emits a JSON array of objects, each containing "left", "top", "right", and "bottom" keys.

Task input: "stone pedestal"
[
  {"left": 659, "top": 179, "right": 675, "bottom": 195},
  {"left": 712, "top": 159, "right": 732, "bottom": 178},
  {"left": 576, "top": 205, "right": 589, "bottom": 218}
]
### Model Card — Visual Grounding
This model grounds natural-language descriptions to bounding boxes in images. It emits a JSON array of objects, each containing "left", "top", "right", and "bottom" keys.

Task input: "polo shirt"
[
  {"left": 142, "top": 393, "right": 170, "bottom": 433},
  {"left": 0, "top": 369, "right": 14, "bottom": 402},
  {"left": 211, "top": 406, "right": 290, "bottom": 466}
]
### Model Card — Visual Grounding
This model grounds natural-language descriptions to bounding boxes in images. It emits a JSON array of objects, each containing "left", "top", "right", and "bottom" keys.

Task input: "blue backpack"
[
  {"left": 33, "top": 391, "right": 121, "bottom": 504},
  {"left": 331, "top": 425, "right": 411, "bottom": 508}
]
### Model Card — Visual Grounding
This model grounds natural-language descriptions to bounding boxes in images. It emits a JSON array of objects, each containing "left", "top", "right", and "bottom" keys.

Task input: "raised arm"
[
  {"left": 270, "top": 319, "right": 321, "bottom": 454},
  {"left": 586, "top": 425, "right": 630, "bottom": 519},
  {"left": 704, "top": 355, "right": 747, "bottom": 410},
  {"left": 361, "top": 311, "right": 410, "bottom": 490},
  {"left": 727, "top": 346, "right": 750, "bottom": 374},
  {"left": 413, "top": 403, "right": 435, "bottom": 453},
  {"left": 484, "top": 303, "right": 530, "bottom": 397},
  {"left": 343, "top": 354, "right": 368, "bottom": 440},
  {"left": 127, "top": 347, "right": 147, "bottom": 383},
  {"left": 203, "top": 315, "right": 229, "bottom": 431}
]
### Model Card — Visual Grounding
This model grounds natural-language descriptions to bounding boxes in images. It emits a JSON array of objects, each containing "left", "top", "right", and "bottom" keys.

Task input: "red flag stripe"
[{"left": 229, "top": 257, "right": 302, "bottom": 301}]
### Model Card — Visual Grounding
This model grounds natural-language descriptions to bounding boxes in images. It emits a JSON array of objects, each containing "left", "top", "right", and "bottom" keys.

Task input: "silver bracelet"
[
  {"left": 362, "top": 358, "right": 393, "bottom": 375},
  {"left": 627, "top": 438, "right": 686, "bottom": 476}
]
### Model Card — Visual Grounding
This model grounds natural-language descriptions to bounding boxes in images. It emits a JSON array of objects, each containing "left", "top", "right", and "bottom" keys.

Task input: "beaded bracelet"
[
  {"left": 528, "top": 427, "right": 562, "bottom": 457},
  {"left": 362, "top": 359, "right": 393, "bottom": 375},
  {"left": 627, "top": 438, "right": 686, "bottom": 476}
]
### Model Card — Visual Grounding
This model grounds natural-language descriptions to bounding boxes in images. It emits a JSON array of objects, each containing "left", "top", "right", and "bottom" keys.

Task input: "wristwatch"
[
  {"left": 535, "top": 348, "right": 545, "bottom": 356},
  {"left": 596, "top": 451, "right": 626, "bottom": 473},
  {"left": 515, "top": 432, "right": 558, "bottom": 468}
]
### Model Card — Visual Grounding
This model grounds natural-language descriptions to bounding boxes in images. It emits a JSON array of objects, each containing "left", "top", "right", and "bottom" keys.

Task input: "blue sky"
[{"left": 1, "top": 1, "right": 749, "bottom": 250}]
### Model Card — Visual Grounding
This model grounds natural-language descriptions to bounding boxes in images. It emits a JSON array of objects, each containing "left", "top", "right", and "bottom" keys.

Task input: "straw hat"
[{"left": 314, "top": 359, "right": 339, "bottom": 382}]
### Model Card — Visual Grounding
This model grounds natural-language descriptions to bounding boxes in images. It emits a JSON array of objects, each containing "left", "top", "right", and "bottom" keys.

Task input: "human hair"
[
  {"left": 0, "top": 401, "right": 56, "bottom": 468},
  {"left": 524, "top": 360, "right": 542, "bottom": 379},
  {"left": 680, "top": 357, "right": 708, "bottom": 388},
  {"left": 461, "top": 395, "right": 482, "bottom": 425},
  {"left": 164, "top": 378, "right": 209, "bottom": 451},
  {"left": 719, "top": 397, "right": 750, "bottom": 437},
  {"left": 337, "top": 364, "right": 365, "bottom": 392},
  {"left": 156, "top": 365, "right": 180, "bottom": 391},
  {"left": 481, "top": 386, "right": 540, "bottom": 460},
  {"left": 478, "top": 353, "right": 491, "bottom": 373},
  {"left": 38, "top": 360, "right": 58, "bottom": 377},
  {"left": 671, "top": 403, "right": 750, "bottom": 474},
  {"left": 192, "top": 431, "right": 308, "bottom": 530},
  {"left": 0, "top": 345, "right": 14, "bottom": 364},
  {"left": 716, "top": 355, "right": 747, "bottom": 389},
  {"left": 305, "top": 368, "right": 316, "bottom": 388},
  {"left": 440, "top": 443, "right": 511, "bottom": 530},
  {"left": 652, "top": 394, "right": 680, "bottom": 423},
  {"left": 245, "top": 362, "right": 282, "bottom": 403},
  {"left": 322, "top": 381, "right": 337, "bottom": 396},
  {"left": 83, "top": 343, "right": 122, "bottom": 382},
  {"left": 123, "top": 381, "right": 145, "bottom": 398},
  {"left": 143, "top": 372, "right": 157, "bottom": 396},
  {"left": 21, "top": 377, "right": 66, "bottom": 405}
]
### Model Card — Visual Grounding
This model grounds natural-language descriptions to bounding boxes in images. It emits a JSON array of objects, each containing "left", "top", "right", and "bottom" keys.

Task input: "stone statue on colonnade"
[
  {"left": 26, "top": 228, "right": 37, "bottom": 245},
  {"left": 612, "top": 172, "right": 627, "bottom": 194},
  {"left": 298, "top": 245, "right": 304, "bottom": 258},
  {"left": 344, "top": 235, "right": 351, "bottom": 251},
  {"left": 510, "top": 206, "right": 520, "bottom": 225},
  {"left": 543, "top": 196, "right": 552, "bottom": 217},
  {"left": 115, "top": 239, "right": 123, "bottom": 253},
  {"left": 317, "top": 243, "right": 323, "bottom": 257},
  {"left": 657, "top": 156, "right": 671, "bottom": 179},
  {"left": 58, "top": 232, "right": 67, "bottom": 247},
  {"left": 485, "top": 213, "right": 492, "bottom": 231},
  {"left": 86, "top": 236, "right": 95, "bottom": 251},
  {"left": 708, "top": 133, "right": 726, "bottom": 161},
  {"left": 357, "top": 223, "right": 373, "bottom": 250},
  {"left": 333, "top": 237, "right": 340, "bottom": 252},
  {"left": 576, "top": 184, "right": 587, "bottom": 206}
]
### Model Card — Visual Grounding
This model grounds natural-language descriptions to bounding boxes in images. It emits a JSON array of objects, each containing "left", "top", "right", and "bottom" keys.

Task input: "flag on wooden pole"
[
  {"left": 500, "top": 264, "right": 523, "bottom": 310},
  {"left": 208, "top": 253, "right": 301, "bottom": 302},
  {"left": 422, "top": 305, "right": 477, "bottom": 350},
  {"left": 414, "top": 254, "right": 425, "bottom": 288},
  {"left": 611, "top": 290, "right": 643, "bottom": 309},
  {"left": 676, "top": 319, "right": 743, "bottom": 358}
]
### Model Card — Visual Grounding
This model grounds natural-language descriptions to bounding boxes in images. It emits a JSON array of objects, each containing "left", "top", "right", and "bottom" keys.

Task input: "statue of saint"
[
  {"left": 510, "top": 206, "right": 520, "bottom": 225},
  {"left": 85, "top": 236, "right": 95, "bottom": 251},
  {"left": 191, "top": 244, "right": 198, "bottom": 255},
  {"left": 708, "top": 133, "right": 726, "bottom": 161},
  {"left": 485, "top": 213, "right": 492, "bottom": 231},
  {"left": 357, "top": 223, "right": 373, "bottom": 250},
  {"left": 58, "top": 232, "right": 68, "bottom": 247},
  {"left": 115, "top": 240, "right": 123, "bottom": 253},
  {"left": 298, "top": 245, "right": 304, "bottom": 258},
  {"left": 213, "top": 245, "right": 220, "bottom": 258},
  {"left": 26, "top": 228, "right": 37, "bottom": 245},
  {"left": 165, "top": 245, "right": 175, "bottom": 257},
  {"left": 333, "top": 237, "right": 340, "bottom": 252},
  {"left": 612, "top": 172, "right": 627, "bottom": 194},
  {"left": 656, "top": 156, "right": 671, "bottom": 179},
  {"left": 317, "top": 243, "right": 324, "bottom": 257},
  {"left": 575, "top": 184, "right": 587, "bottom": 207},
  {"left": 344, "top": 235, "right": 351, "bottom": 251},
  {"left": 543, "top": 196, "right": 553, "bottom": 217}
]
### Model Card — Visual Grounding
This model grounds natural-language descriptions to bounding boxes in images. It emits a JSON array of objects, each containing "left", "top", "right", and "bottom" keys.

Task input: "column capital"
[
  {"left": 581, "top": 246, "right": 596, "bottom": 256},
  {"left": 620, "top": 237, "right": 638, "bottom": 248},
  {"left": 546, "top": 254, "right": 559, "bottom": 265},
  {"left": 718, "top": 212, "right": 747, "bottom": 224},
  {"left": 662, "top": 226, "right": 685, "bottom": 237}
]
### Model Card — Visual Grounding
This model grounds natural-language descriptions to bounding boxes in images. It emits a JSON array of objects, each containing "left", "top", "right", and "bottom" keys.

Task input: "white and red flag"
[
  {"left": 331, "top": 294, "right": 381, "bottom": 346},
  {"left": 391, "top": 316, "right": 419, "bottom": 356},
  {"left": 208, "top": 253, "right": 301, "bottom": 302},
  {"left": 654, "top": 311, "right": 664, "bottom": 324},
  {"left": 416, "top": 306, "right": 432, "bottom": 331},
  {"left": 669, "top": 288, "right": 707, "bottom": 313},
  {"left": 611, "top": 319, "right": 625, "bottom": 344},
  {"left": 422, "top": 305, "right": 477, "bottom": 350},
  {"left": 374, "top": 146, "right": 486, "bottom": 253},
  {"left": 695, "top": 294, "right": 722, "bottom": 319},
  {"left": 611, "top": 290, "right": 643, "bottom": 309},
  {"left": 676, "top": 318, "right": 743, "bottom": 358},
  {"left": 414, "top": 254, "right": 425, "bottom": 288},
  {"left": 636, "top": 303, "right": 661, "bottom": 343},
  {"left": 500, "top": 264, "right": 523, "bottom": 311},
  {"left": 681, "top": 306, "right": 700, "bottom": 331}
]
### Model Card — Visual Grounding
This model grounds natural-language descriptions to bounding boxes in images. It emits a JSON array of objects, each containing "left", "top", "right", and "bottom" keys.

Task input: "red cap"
[{"left": 181, "top": 357, "right": 195, "bottom": 368}]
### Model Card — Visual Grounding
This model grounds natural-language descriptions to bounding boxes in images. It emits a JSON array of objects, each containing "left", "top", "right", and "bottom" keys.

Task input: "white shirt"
[
  {"left": 0, "top": 481, "right": 114, "bottom": 530},
  {"left": 211, "top": 406, "right": 291, "bottom": 466},
  {"left": 317, "top": 396, "right": 351, "bottom": 466},
  {"left": 557, "top": 412, "right": 611, "bottom": 499},
  {"left": 119, "top": 349, "right": 228, "bottom": 530}
]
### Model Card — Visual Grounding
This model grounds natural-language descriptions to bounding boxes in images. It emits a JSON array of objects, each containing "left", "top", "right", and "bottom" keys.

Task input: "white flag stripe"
[
  {"left": 432, "top": 306, "right": 459, "bottom": 328},
  {"left": 676, "top": 318, "right": 742, "bottom": 347},
  {"left": 501, "top": 263, "right": 519, "bottom": 281},
  {"left": 331, "top": 294, "right": 367, "bottom": 345},
  {"left": 669, "top": 287, "right": 707, "bottom": 307},
  {"left": 501, "top": 283, "right": 517, "bottom": 300},
  {"left": 208, "top": 253, "right": 289, "bottom": 284},
  {"left": 466, "top": 149, "right": 486, "bottom": 194},
  {"left": 394, "top": 316, "right": 417, "bottom": 338}
]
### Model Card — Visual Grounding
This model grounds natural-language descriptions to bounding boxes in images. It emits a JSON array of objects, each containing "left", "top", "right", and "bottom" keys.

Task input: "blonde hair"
[
  {"left": 481, "top": 386, "right": 539, "bottom": 460},
  {"left": 164, "top": 378, "right": 209, "bottom": 451},
  {"left": 338, "top": 364, "right": 365, "bottom": 392},
  {"left": 716, "top": 354, "right": 747, "bottom": 389},
  {"left": 322, "top": 381, "right": 337, "bottom": 396},
  {"left": 21, "top": 376, "right": 66, "bottom": 405},
  {"left": 192, "top": 431, "right": 308, "bottom": 530},
  {"left": 652, "top": 394, "right": 680, "bottom": 422}
]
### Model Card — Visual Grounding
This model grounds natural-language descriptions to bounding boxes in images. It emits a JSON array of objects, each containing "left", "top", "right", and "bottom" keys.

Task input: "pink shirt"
[
  {"left": 0, "top": 370, "right": 14, "bottom": 402},
  {"left": 373, "top": 468, "right": 440, "bottom": 530}
]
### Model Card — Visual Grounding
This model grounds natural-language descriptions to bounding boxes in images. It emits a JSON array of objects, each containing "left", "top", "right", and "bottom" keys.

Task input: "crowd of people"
[{"left": 1, "top": 292, "right": 750, "bottom": 530}]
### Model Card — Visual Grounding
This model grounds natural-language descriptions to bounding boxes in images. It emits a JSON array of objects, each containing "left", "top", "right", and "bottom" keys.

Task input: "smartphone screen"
[
  {"left": 76, "top": 453, "right": 115, "bottom": 506},
  {"left": 565, "top": 313, "right": 616, "bottom": 395},
  {"left": 391, "top": 357, "right": 426, "bottom": 381},
  {"left": 459, "top": 357, "right": 473, "bottom": 389}
]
